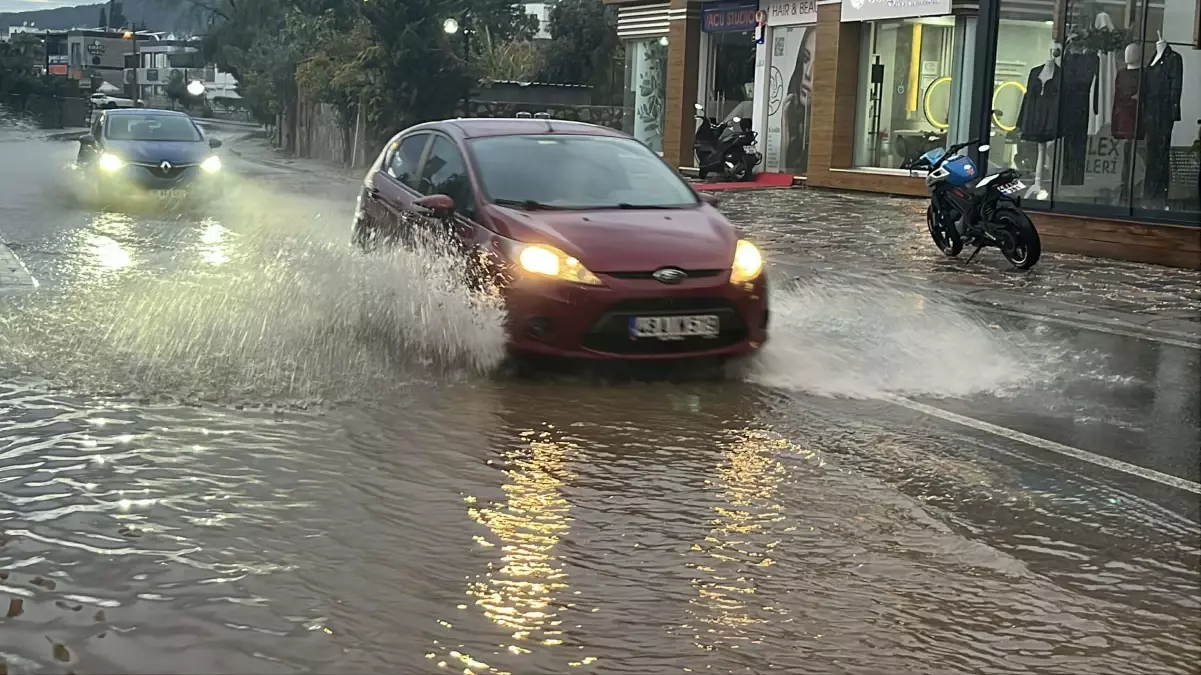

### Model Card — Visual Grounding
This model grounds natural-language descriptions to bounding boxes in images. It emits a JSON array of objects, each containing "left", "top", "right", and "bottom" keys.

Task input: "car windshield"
[
  {"left": 468, "top": 134, "right": 699, "bottom": 210},
  {"left": 106, "top": 115, "right": 202, "bottom": 142}
]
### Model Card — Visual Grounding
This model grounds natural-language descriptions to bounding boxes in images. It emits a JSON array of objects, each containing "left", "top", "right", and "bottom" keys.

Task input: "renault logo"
[
  {"left": 652, "top": 267, "right": 687, "bottom": 284},
  {"left": 160, "top": 161, "right": 172, "bottom": 171}
]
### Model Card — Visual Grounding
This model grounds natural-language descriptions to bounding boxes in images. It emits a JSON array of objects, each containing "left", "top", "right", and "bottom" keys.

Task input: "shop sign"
[
  {"left": 86, "top": 40, "right": 106, "bottom": 56},
  {"left": 48, "top": 55, "right": 69, "bottom": 65},
  {"left": 765, "top": 0, "right": 817, "bottom": 26},
  {"left": 839, "top": 0, "right": 952, "bottom": 23},
  {"left": 702, "top": 0, "right": 761, "bottom": 33}
]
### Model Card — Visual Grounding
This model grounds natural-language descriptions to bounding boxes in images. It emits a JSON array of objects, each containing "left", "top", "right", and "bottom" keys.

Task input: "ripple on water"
[{"left": 2, "top": 378, "right": 1199, "bottom": 674}]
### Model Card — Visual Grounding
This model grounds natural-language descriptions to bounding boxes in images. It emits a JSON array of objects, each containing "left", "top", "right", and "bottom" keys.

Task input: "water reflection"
[
  {"left": 686, "top": 429, "right": 796, "bottom": 651},
  {"left": 446, "top": 426, "right": 576, "bottom": 673}
]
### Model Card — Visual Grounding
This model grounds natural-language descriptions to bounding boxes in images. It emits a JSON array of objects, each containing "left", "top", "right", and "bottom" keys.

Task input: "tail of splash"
[{"left": 747, "top": 276, "right": 1034, "bottom": 399}]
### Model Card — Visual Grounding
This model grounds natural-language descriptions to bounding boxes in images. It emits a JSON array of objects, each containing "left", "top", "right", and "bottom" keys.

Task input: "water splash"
[
  {"left": 0, "top": 227, "right": 508, "bottom": 404},
  {"left": 749, "top": 276, "right": 1036, "bottom": 399}
]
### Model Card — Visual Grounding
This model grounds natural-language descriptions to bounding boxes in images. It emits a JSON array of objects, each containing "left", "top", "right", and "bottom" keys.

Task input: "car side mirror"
[
  {"left": 415, "top": 194, "right": 456, "bottom": 218},
  {"left": 208, "top": 139, "right": 222, "bottom": 149},
  {"left": 79, "top": 133, "right": 96, "bottom": 146},
  {"left": 698, "top": 192, "right": 722, "bottom": 207}
]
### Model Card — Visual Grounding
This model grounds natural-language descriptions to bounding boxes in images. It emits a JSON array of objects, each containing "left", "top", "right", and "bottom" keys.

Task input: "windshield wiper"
[
  {"left": 492, "top": 198, "right": 566, "bottom": 211},
  {"left": 615, "top": 203, "right": 682, "bottom": 210}
]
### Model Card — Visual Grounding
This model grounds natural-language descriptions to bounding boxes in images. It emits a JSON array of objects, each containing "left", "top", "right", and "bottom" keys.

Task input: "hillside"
[{"left": 1, "top": 0, "right": 204, "bottom": 34}]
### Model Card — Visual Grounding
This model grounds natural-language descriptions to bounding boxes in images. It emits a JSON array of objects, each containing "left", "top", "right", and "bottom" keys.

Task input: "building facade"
[{"left": 607, "top": 0, "right": 1201, "bottom": 267}]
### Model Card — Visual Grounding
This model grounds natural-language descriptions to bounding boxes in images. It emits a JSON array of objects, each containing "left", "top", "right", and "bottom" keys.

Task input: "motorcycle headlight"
[
  {"left": 200, "top": 155, "right": 222, "bottom": 173},
  {"left": 98, "top": 153, "right": 124, "bottom": 172},
  {"left": 730, "top": 239, "right": 763, "bottom": 284},
  {"left": 517, "top": 244, "right": 602, "bottom": 286}
]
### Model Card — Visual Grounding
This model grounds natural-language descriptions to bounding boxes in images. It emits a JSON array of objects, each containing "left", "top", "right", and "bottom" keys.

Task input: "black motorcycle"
[
  {"left": 694, "top": 104, "right": 761, "bottom": 182},
  {"left": 906, "top": 137, "right": 1041, "bottom": 270}
]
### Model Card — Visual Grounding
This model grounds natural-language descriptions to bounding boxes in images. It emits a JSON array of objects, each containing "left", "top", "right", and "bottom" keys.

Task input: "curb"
[
  {"left": 226, "top": 140, "right": 361, "bottom": 182},
  {"left": 0, "top": 243, "right": 38, "bottom": 294}
]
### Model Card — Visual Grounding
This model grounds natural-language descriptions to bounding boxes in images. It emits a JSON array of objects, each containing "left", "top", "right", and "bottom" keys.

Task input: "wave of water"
[
  {"left": 0, "top": 227, "right": 508, "bottom": 405},
  {"left": 751, "top": 277, "right": 1039, "bottom": 399}
]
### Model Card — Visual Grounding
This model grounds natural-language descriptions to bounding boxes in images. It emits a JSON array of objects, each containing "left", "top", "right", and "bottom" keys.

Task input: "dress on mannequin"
[
  {"left": 1088, "top": 12, "right": 1117, "bottom": 135},
  {"left": 1060, "top": 51, "right": 1099, "bottom": 185},
  {"left": 1142, "top": 40, "right": 1183, "bottom": 203},
  {"left": 1017, "top": 61, "right": 1061, "bottom": 142},
  {"left": 1112, "top": 44, "right": 1142, "bottom": 140}
]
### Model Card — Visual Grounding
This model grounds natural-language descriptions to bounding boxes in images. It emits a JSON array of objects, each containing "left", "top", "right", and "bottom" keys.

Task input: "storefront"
[
  {"left": 698, "top": 1, "right": 761, "bottom": 127},
  {"left": 750, "top": 0, "right": 819, "bottom": 174},
  {"left": 619, "top": 0, "right": 1198, "bottom": 266},
  {"left": 802, "top": 0, "right": 1199, "bottom": 266},
  {"left": 616, "top": 2, "right": 672, "bottom": 154}
]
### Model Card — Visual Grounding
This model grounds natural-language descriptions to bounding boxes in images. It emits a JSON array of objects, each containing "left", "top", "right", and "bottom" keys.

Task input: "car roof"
[
  {"left": 104, "top": 109, "right": 192, "bottom": 119},
  {"left": 408, "top": 118, "right": 630, "bottom": 141}
]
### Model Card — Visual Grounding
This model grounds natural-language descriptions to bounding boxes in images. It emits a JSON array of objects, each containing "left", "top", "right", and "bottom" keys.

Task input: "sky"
[{"left": 0, "top": 0, "right": 93, "bottom": 16}]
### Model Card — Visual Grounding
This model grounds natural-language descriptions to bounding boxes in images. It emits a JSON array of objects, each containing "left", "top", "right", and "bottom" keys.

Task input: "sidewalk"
[
  {"left": 0, "top": 242, "right": 37, "bottom": 293},
  {"left": 224, "top": 134, "right": 362, "bottom": 183},
  {"left": 725, "top": 189, "right": 1201, "bottom": 341}
]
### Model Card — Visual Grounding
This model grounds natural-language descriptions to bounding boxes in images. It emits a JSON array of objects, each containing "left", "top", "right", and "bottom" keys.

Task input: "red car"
[{"left": 353, "top": 118, "right": 769, "bottom": 361}]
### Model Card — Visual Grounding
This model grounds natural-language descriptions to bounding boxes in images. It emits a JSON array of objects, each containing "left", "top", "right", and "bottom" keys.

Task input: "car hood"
[
  {"left": 103, "top": 140, "right": 211, "bottom": 165},
  {"left": 487, "top": 205, "right": 738, "bottom": 272}
]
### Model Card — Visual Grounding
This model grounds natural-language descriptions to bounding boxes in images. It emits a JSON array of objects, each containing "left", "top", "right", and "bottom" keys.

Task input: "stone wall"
[
  {"left": 276, "top": 99, "right": 626, "bottom": 167},
  {"left": 466, "top": 101, "right": 624, "bottom": 130}
]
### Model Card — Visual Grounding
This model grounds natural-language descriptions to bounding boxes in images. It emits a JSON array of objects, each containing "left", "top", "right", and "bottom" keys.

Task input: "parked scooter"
[{"left": 693, "top": 103, "right": 761, "bottom": 182}]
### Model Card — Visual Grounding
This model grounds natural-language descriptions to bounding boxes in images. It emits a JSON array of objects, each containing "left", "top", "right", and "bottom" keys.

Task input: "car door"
[
  {"left": 410, "top": 134, "right": 481, "bottom": 257},
  {"left": 366, "top": 132, "right": 430, "bottom": 245}
]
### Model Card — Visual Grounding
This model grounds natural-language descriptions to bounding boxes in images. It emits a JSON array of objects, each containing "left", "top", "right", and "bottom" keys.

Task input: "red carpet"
[{"left": 693, "top": 172, "right": 796, "bottom": 191}]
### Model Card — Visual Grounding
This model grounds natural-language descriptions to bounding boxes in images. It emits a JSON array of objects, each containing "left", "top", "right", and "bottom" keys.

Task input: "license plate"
[
  {"left": 629, "top": 315, "right": 720, "bottom": 341},
  {"left": 159, "top": 189, "right": 188, "bottom": 200},
  {"left": 998, "top": 180, "right": 1026, "bottom": 195}
]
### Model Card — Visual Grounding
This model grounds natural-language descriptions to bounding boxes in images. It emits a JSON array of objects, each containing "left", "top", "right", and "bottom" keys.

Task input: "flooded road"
[{"left": 1, "top": 119, "right": 1199, "bottom": 674}]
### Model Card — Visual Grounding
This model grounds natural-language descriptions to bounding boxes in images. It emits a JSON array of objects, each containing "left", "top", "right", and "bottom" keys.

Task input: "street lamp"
[
  {"left": 122, "top": 28, "right": 139, "bottom": 105},
  {"left": 443, "top": 14, "right": 472, "bottom": 112}
]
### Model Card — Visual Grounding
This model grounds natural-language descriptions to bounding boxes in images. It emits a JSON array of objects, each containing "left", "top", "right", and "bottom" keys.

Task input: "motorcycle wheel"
[
  {"left": 926, "top": 206, "right": 963, "bottom": 257},
  {"left": 732, "top": 156, "right": 754, "bottom": 182},
  {"left": 993, "top": 205, "right": 1041, "bottom": 270}
]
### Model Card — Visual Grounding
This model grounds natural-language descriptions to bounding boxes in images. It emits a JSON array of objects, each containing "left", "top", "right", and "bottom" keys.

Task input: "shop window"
[
  {"left": 622, "top": 37, "right": 668, "bottom": 154},
  {"left": 703, "top": 31, "right": 758, "bottom": 124},
  {"left": 853, "top": 17, "right": 959, "bottom": 170},
  {"left": 990, "top": 0, "right": 1199, "bottom": 221}
]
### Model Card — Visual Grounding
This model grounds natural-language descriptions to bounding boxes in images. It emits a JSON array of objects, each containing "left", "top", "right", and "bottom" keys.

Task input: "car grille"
[
  {"left": 581, "top": 297, "right": 748, "bottom": 355},
  {"left": 133, "top": 162, "right": 193, "bottom": 181},
  {"left": 604, "top": 269, "right": 725, "bottom": 280}
]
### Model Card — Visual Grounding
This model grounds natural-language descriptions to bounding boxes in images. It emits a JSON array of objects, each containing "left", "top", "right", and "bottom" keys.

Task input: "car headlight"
[
  {"left": 517, "top": 244, "right": 602, "bottom": 286},
  {"left": 200, "top": 155, "right": 222, "bottom": 173},
  {"left": 98, "top": 153, "right": 124, "bottom": 172},
  {"left": 730, "top": 239, "right": 764, "bottom": 284}
]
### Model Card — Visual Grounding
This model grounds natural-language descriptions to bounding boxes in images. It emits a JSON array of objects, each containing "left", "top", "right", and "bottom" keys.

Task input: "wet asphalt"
[{"left": 0, "top": 116, "right": 1198, "bottom": 674}]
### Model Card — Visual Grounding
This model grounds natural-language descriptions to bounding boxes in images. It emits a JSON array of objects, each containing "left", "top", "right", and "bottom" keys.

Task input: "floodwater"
[{"left": 1, "top": 119, "right": 1198, "bottom": 674}]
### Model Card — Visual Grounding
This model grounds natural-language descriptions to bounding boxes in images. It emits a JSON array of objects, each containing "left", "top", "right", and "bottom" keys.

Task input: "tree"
[
  {"left": 538, "top": 0, "right": 620, "bottom": 99},
  {"left": 474, "top": 27, "right": 542, "bottom": 82}
]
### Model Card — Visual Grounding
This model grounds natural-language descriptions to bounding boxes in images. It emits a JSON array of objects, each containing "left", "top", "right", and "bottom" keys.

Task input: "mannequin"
[
  {"left": 1143, "top": 30, "right": 1184, "bottom": 205},
  {"left": 1112, "top": 43, "right": 1142, "bottom": 140},
  {"left": 1060, "top": 45, "right": 1099, "bottom": 186},
  {"left": 1017, "top": 43, "right": 1063, "bottom": 198},
  {"left": 1088, "top": 11, "right": 1117, "bottom": 135}
]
